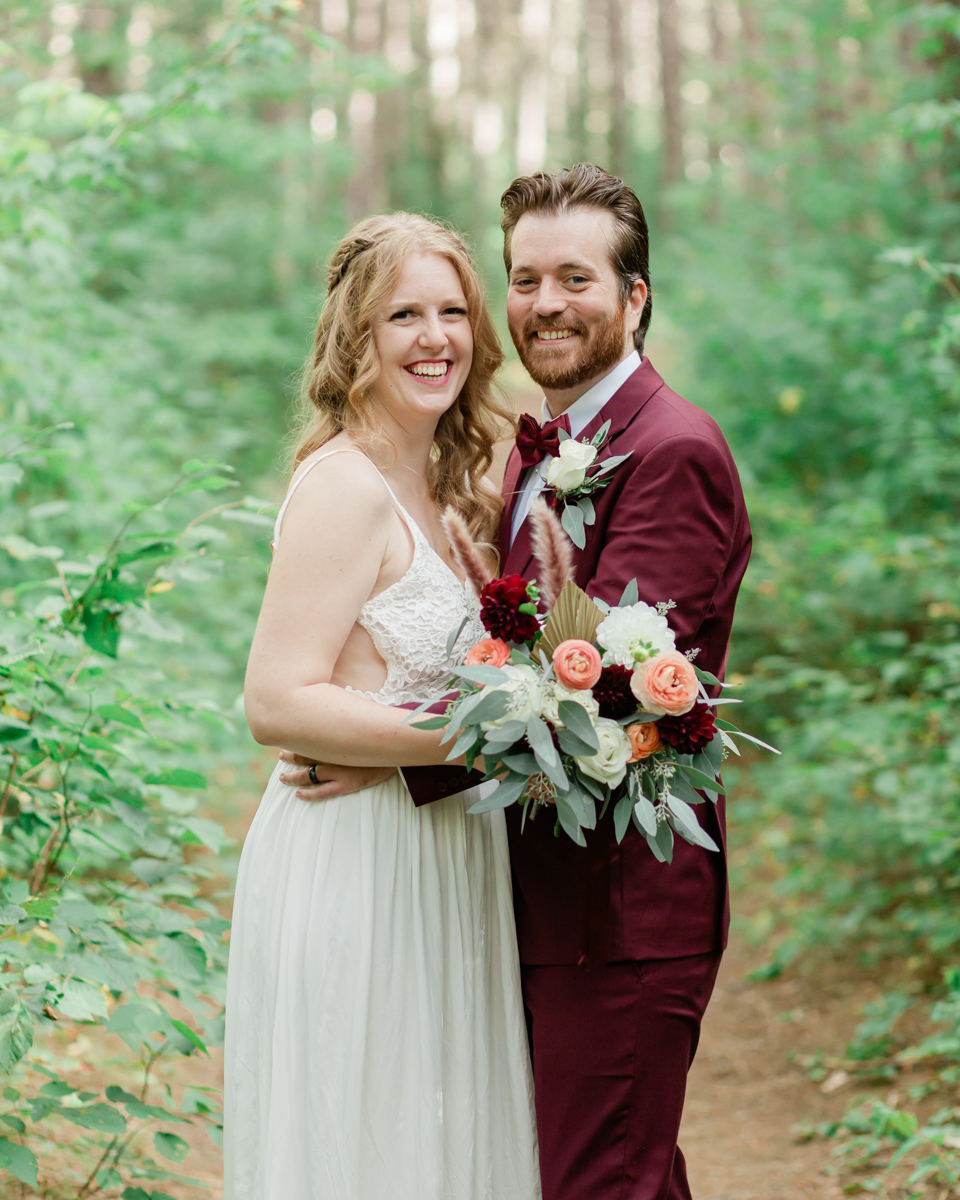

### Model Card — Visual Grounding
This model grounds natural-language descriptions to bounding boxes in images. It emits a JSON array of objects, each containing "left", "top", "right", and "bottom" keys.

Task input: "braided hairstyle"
[{"left": 293, "top": 213, "right": 512, "bottom": 547}]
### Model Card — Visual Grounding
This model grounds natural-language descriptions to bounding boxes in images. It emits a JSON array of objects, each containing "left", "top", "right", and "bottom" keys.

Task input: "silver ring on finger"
[{"left": 308, "top": 764, "right": 319, "bottom": 786}]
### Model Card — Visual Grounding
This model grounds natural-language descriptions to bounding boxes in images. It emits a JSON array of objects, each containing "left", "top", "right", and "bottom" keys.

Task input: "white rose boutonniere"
[
  {"left": 540, "top": 419, "right": 632, "bottom": 549},
  {"left": 544, "top": 439, "right": 597, "bottom": 492}
]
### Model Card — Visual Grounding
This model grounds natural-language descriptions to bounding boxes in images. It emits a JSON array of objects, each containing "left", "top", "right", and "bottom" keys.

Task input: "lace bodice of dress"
[
  {"left": 352, "top": 520, "right": 484, "bottom": 705},
  {"left": 272, "top": 448, "right": 485, "bottom": 707}
]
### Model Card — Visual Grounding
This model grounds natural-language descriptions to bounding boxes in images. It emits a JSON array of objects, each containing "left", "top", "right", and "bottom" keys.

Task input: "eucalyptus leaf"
[
  {"left": 525, "top": 715, "right": 558, "bottom": 768},
  {"left": 467, "top": 774, "right": 528, "bottom": 814},
  {"left": 560, "top": 503, "right": 586, "bottom": 549},
  {"left": 633, "top": 795, "right": 658, "bottom": 837},
  {"left": 578, "top": 496, "right": 596, "bottom": 525},
  {"left": 554, "top": 794, "right": 587, "bottom": 845},
  {"left": 675, "top": 764, "right": 727, "bottom": 795},
  {"left": 557, "top": 700, "right": 600, "bottom": 751},
  {"left": 614, "top": 793, "right": 634, "bottom": 843},
  {"left": 452, "top": 665, "right": 510, "bottom": 686},
  {"left": 619, "top": 578, "right": 639, "bottom": 607}
]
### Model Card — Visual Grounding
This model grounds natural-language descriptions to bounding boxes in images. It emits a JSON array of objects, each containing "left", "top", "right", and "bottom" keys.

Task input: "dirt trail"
[{"left": 681, "top": 932, "right": 875, "bottom": 1200}]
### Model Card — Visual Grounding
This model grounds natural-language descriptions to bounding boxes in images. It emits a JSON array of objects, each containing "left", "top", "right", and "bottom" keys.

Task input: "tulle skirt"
[{"left": 223, "top": 764, "right": 540, "bottom": 1200}]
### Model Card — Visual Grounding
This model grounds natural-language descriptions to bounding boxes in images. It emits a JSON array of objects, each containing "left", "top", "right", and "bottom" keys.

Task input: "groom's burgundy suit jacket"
[{"left": 406, "top": 357, "right": 751, "bottom": 965}]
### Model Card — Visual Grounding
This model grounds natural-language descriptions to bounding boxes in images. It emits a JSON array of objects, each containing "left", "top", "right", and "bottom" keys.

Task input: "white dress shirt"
[{"left": 509, "top": 351, "right": 642, "bottom": 546}]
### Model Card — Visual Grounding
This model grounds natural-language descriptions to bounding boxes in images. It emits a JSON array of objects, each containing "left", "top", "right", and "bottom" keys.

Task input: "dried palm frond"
[
  {"left": 539, "top": 580, "right": 606, "bottom": 660},
  {"left": 442, "top": 506, "right": 493, "bottom": 595},
  {"left": 529, "top": 497, "right": 574, "bottom": 609}
]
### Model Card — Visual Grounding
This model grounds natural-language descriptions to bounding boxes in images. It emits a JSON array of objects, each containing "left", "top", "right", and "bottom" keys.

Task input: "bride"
[{"left": 223, "top": 213, "right": 541, "bottom": 1200}]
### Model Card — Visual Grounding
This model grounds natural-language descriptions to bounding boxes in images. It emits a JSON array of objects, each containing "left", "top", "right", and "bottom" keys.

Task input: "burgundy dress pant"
[{"left": 522, "top": 951, "right": 722, "bottom": 1200}]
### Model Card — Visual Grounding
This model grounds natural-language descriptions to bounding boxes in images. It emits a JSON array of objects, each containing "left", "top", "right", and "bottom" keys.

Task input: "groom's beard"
[{"left": 509, "top": 303, "right": 628, "bottom": 391}]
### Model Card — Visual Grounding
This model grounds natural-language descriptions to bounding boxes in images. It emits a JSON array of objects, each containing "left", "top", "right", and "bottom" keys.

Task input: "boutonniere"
[{"left": 540, "top": 421, "right": 631, "bottom": 548}]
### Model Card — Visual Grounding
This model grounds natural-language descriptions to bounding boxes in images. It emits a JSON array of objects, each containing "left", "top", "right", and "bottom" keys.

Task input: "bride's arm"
[{"left": 244, "top": 455, "right": 453, "bottom": 768}]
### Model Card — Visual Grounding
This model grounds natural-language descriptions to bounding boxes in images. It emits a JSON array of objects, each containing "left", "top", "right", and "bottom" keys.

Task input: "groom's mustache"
[{"left": 519, "top": 316, "right": 590, "bottom": 344}]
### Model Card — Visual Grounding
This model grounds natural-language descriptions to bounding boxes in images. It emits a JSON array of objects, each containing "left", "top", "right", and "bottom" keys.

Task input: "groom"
[{"left": 283, "top": 164, "right": 751, "bottom": 1199}]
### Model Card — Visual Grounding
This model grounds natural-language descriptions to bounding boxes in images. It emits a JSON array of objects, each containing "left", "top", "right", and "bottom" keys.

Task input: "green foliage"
[
  {"left": 658, "top": 0, "right": 960, "bottom": 970},
  {"left": 0, "top": 0, "right": 341, "bottom": 1190}
]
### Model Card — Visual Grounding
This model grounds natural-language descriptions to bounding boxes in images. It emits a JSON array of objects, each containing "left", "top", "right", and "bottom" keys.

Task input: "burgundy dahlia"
[
  {"left": 592, "top": 665, "right": 637, "bottom": 720},
  {"left": 479, "top": 575, "right": 540, "bottom": 643},
  {"left": 656, "top": 703, "right": 716, "bottom": 756}
]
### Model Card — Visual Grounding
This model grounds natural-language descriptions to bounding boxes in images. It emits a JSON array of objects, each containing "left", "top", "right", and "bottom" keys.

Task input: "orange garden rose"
[
  {"left": 552, "top": 639, "right": 603, "bottom": 690},
  {"left": 464, "top": 638, "right": 511, "bottom": 668},
  {"left": 626, "top": 722, "right": 661, "bottom": 762},
  {"left": 630, "top": 650, "right": 699, "bottom": 717}
]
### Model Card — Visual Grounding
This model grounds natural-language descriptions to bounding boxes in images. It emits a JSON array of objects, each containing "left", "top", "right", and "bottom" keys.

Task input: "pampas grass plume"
[
  {"left": 529, "top": 497, "right": 574, "bottom": 609},
  {"left": 442, "top": 507, "right": 493, "bottom": 596}
]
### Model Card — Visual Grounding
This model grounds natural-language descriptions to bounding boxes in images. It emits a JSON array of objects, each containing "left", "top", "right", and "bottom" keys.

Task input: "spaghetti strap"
[{"left": 271, "top": 446, "right": 419, "bottom": 549}]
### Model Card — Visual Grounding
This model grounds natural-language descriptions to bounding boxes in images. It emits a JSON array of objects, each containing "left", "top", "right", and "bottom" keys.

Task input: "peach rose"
[
  {"left": 630, "top": 650, "right": 699, "bottom": 716},
  {"left": 464, "top": 638, "right": 511, "bottom": 668},
  {"left": 552, "top": 639, "right": 603, "bottom": 690},
  {"left": 626, "top": 722, "right": 661, "bottom": 762}
]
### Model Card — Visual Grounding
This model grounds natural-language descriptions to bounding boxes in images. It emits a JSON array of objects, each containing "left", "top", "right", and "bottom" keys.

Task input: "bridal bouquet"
[{"left": 410, "top": 500, "right": 777, "bottom": 861}]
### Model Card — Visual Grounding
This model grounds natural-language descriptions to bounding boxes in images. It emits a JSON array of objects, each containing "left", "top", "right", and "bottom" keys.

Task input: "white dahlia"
[{"left": 595, "top": 601, "right": 676, "bottom": 667}]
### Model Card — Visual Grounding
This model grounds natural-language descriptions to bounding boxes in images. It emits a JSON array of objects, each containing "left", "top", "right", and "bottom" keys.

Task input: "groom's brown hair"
[{"left": 499, "top": 164, "right": 652, "bottom": 352}]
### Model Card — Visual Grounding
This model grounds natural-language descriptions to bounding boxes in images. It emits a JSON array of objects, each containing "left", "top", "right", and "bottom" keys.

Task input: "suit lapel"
[{"left": 499, "top": 357, "right": 667, "bottom": 581}]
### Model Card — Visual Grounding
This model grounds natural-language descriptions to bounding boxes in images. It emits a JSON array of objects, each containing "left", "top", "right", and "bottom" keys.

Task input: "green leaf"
[
  {"left": 675, "top": 764, "right": 726, "bottom": 795},
  {"left": 577, "top": 496, "right": 596, "bottom": 525},
  {"left": 1, "top": 1117, "right": 25, "bottom": 1134},
  {"left": 96, "top": 703, "right": 148, "bottom": 732},
  {"left": 525, "top": 715, "right": 558, "bottom": 769},
  {"left": 154, "top": 1131, "right": 190, "bottom": 1162},
  {"left": 553, "top": 792, "right": 587, "bottom": 845},
  {"left": 703, "top": 732, "right": 723, "bottom": 775},
  {"left": 159, "top": 934, "right": 207, "bottom": 987},
  {"left": 666, "top": 795, "right": 719, "bottom": 851},
  {"left": 445, "top": 616, "right": 470, "bottom": 657},
  {"left": 614, "top": 793, "right": 634, "bottom": 843},
  {"left": 178, "top": 817, "right": 225, "bottom": 854},
  {"left": 619, "top": 578, "right": 639, "bottom": 607},
  {"left": 80, "top": 606, "right": 121, "bottom": 657},
  {"left": 633, "top": 795, "right": 658, "bottom": 837},
  {"left": 645, "top": 820, "right": 674, "bottom": 863},
  {"left": 0, "top": 1138, "right": 38, "bottom": 1186},
  {"left": 58, "top": 979, "right": 109, "bottom": 1021},
  {"left": 61, "top": 1103, "right": 127, "bottom": 1135},
  {"left": 560, "top": 503, "right": 586, "bottom": 549},
  {"left": 170, "top": 1017, "right": 209, "bottom": 1056},
  {"left": 500, "top": 752, "right": 540, "bottom": 775},
  {"left": 452, "top": 665, "right": 509, "bottom": 686},
  {"left": 411, "top": 716, "right": 449, "bottom": 730},
  {"left": 693, "top": 665, "right": 724, "bottom": 688},
  {"left": 463, "top": 690, "right": 511, "bottom": 727},
  {"left": 557, "top": 701, "right": 600, "bottom": 752},
  {"left": 144, "top": 769, "right": 207, "bottom": 789},
  {"left": 555, "top": 727, "right": 597, "bottom": 757},
  {"left": 23, "top": 893, "right": 59, "bottom": 920},
  {"left": 0, "top": 994, "right": 33, "bottom": 1071},
  {"left": 0, "top": 904, "right": 27, "bottom": 926},
  {"left": 668, "top": 770, "right": 704, "bottom": 806},
  {"left": 467, "top": 773, "right": 528, "bottom": 814}
]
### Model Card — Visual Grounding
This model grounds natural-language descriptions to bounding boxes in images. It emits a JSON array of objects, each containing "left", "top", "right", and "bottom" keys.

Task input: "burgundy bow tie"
[{"left": 515, "top": 412, "right": 572, "bottom": 469}]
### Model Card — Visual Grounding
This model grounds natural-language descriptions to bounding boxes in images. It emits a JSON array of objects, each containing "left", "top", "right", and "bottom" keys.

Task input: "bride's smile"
[{"left": 371, "top": 251, "right": 474, "bottom": 427}]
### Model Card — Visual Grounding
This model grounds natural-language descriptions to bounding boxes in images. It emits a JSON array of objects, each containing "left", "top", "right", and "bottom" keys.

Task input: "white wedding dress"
[{"left": 223, "top": 449, "right": 540, "bottom": 1200}]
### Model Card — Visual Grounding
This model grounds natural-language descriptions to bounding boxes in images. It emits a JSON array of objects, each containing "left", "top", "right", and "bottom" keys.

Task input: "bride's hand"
[{"left": 279, "top": 750, "right": 396, "bottom": 801}]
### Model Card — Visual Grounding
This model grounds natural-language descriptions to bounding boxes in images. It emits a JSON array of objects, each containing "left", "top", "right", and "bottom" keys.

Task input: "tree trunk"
[
  {"left": 658, "top": 0, "right": 683, "bottom": 185},
  {"left": 606, "top": 0, "right": 629, "bottom": 178}
]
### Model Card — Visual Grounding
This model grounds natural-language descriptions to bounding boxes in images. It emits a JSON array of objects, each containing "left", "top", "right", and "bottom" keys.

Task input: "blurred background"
[{"left": 2, "top": 0, "right": 960, "bottom": 1195}]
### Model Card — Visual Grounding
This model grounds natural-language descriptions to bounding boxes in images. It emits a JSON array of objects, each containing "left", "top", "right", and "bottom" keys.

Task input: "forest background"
[{"left": 0, "top": 0, "right": 959, "bottom": 1195}]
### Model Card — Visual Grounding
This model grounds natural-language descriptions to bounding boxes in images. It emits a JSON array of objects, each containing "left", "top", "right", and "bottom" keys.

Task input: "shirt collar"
[{"left": 539, "top": 351, "right": 642, "bottom": 439}]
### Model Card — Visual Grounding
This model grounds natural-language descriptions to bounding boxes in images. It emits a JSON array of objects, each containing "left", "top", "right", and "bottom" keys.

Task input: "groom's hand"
[{"left": 278, "top": 751, "right": 396, "bottom": 801}]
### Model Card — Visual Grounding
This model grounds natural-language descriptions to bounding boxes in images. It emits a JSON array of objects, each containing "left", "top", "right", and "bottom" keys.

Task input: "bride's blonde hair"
[{"left": 294, "top": 212, "right": 513, "bottom": 545}]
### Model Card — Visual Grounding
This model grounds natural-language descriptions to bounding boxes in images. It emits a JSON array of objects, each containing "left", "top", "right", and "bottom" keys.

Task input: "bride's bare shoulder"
[{"left": 279, "top": 444, "right": 393, "bottom": 542}]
